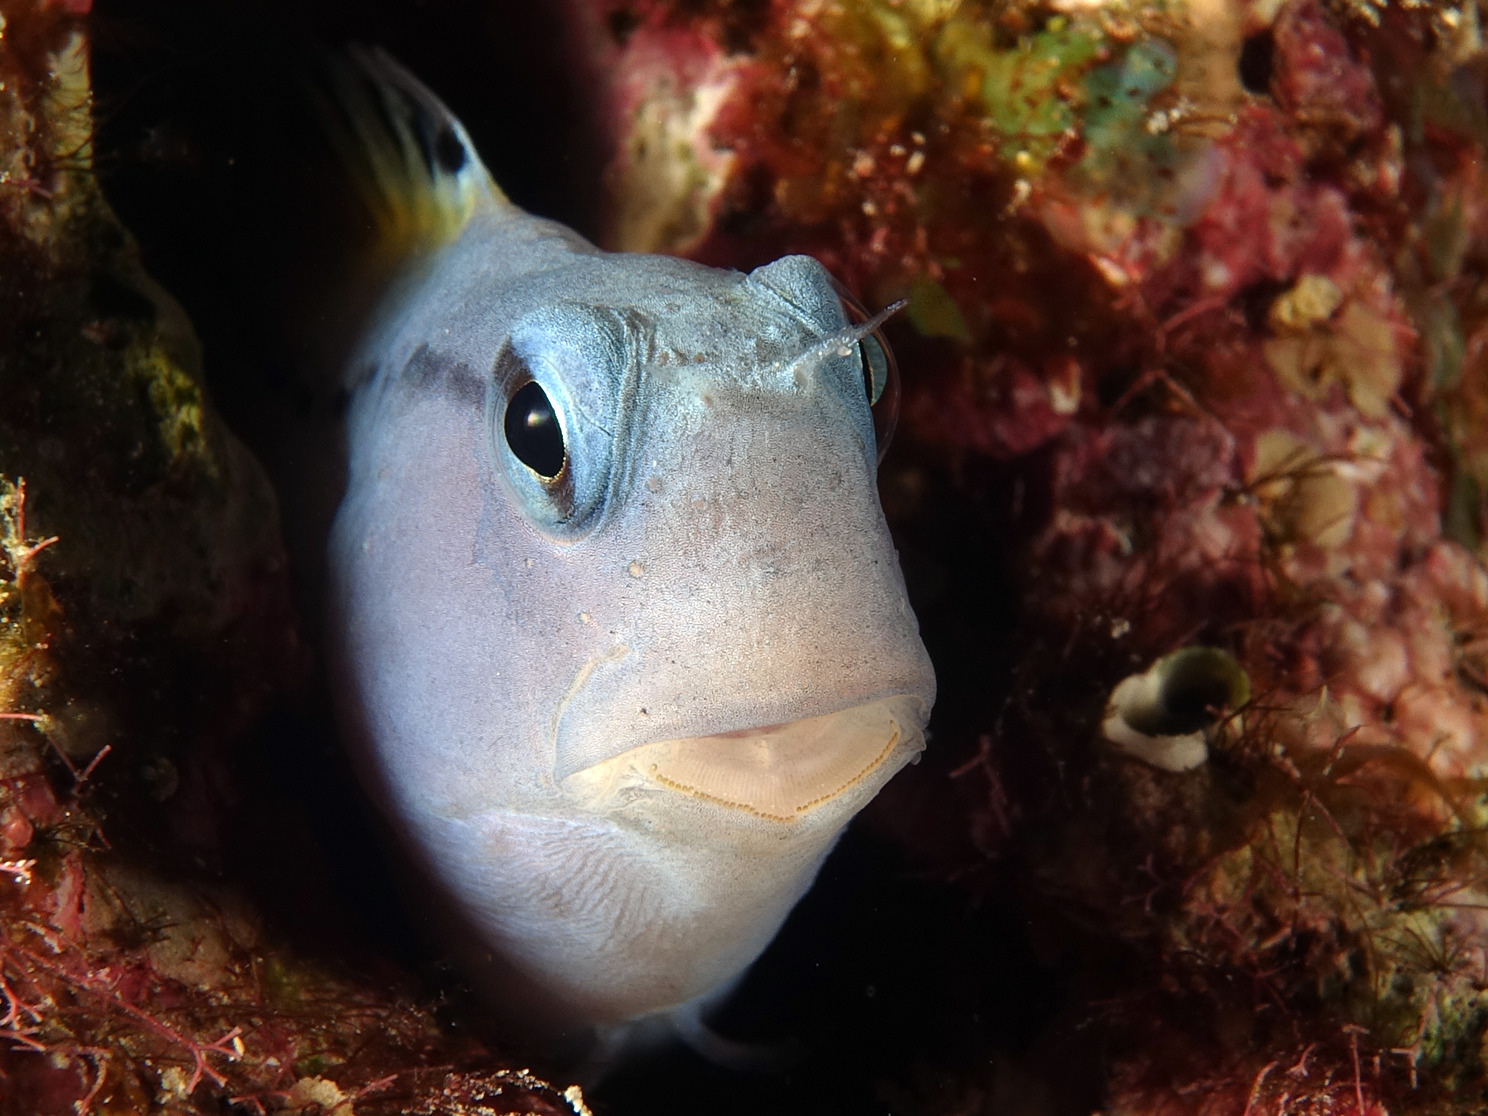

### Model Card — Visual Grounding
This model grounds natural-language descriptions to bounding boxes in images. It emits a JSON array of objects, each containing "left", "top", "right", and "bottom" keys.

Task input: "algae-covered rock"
[
  {"left": 13, "top": 0, "right": 1485, "bottom": 1112},
  {"left": 572, "top": 0, "right": 1488, "bottom": 1112},
  {"left": 0, "top": 5, "right": 579, "bottom": 1112},
  {"left": 0, "top": 15, "right": 286, "bottom": 658}
]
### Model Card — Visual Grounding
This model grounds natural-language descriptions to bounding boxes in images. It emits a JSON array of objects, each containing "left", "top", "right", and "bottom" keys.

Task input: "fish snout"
[{"left": 551, "top": 410, "right": 934, "bottom": 826}]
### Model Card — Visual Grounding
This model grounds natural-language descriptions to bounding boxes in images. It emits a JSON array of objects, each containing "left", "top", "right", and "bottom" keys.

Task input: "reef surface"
[
  {"left": 577, "top": 0, "right": 1488, "bottom": 1111},
  {"left": 6, "top": 0, "right": 1488, "bottom": 1114}
]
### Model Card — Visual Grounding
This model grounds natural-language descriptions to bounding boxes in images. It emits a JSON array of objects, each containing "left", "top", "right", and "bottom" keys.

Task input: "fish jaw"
[
  {"left": 424, "top": 699, "right": 925, "bottom": 1027},
  {"left": 562, "top": 696, "right": 925, "bottom": 822}
]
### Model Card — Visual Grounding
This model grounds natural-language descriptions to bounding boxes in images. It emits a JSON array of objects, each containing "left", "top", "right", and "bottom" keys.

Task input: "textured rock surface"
[
  {"left": 0, "top": 4, "right": 582, "bottom": 1112},
  {"left": 8, "top": 0, "right": 1488, "bottom": 1113},
  {"left": 574, "top": 0, "right": 1488, "bottom": 1112}
]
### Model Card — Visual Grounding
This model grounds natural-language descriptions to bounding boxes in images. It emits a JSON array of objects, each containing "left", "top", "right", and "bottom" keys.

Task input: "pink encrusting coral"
[{"left": 576, "top": 0, "right": 1488, "bottom": 1111}]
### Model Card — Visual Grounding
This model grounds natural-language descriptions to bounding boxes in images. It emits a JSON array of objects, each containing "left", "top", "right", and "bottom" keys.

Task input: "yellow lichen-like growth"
[
  {"left": 0, "top": 478, "right": 60, "bottom": 775},
  {"left": 0, "top": 480, "right": 58, "bottom": 661},
  {"left": 134, "top": 344, "right": 212, "bottom": 475}
]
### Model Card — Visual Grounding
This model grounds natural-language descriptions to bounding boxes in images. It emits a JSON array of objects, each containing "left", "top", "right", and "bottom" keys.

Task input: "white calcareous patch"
[{"left": 1102, "top": 647, "right": 1249, "bottom": 772}]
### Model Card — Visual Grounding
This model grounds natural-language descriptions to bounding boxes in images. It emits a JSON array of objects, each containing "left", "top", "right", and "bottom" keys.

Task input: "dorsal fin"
[{"left": 314, "top": 45, "right": 509, "bottom": 266}]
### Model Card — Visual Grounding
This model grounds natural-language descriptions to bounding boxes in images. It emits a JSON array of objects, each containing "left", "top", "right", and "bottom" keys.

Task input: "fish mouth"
[{"left": 560, "top": 697, "right": 923, "bottom": 822}]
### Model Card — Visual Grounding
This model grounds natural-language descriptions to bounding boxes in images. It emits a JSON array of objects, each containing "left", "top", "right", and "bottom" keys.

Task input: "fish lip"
[
  {"left": 710, "top": 721, "right": 793, "bottom": 739},
  {"left": 559, "top": 695, "right": 925, "bottom": 822}
]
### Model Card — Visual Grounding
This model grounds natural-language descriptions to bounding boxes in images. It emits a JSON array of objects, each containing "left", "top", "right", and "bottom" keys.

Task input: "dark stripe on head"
[{"left": 402, "top": 342, "right": 486, "bottom": 407}]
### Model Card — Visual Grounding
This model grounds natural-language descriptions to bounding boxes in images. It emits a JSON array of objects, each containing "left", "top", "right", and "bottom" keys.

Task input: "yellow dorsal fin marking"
[{"left": 315, "top": 45, "right": 509, "bottom": 265}]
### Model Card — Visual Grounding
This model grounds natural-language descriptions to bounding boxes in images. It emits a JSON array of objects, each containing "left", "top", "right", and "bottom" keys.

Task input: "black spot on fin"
[
  {"left": 433, "top": 124, "right": 468, "bottom": 174},
  {"left": 312, "top": 44, "right": 507, "bottom": 261}
]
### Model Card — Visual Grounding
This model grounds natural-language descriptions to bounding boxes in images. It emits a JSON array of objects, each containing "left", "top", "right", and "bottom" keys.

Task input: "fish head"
[
  {"left": 331, "top": 245, "right": 934, "bottom": 1023},
  {"left": 481, "top": 252, "right": 934, "bottom": 826},
  {"left": 315, "top": 45, "right": 935, "bottom": 1033}
]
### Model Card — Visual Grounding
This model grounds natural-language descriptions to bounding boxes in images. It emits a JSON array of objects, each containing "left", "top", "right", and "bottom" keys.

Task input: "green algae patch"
[
  {"left": 906, "top": 274, "right": 972, "bottom": 343},
  {"left": 933, "top": 12, "right": 1178, "bottom": 186},
  {"left": 1072, "top": 38, "right": 1180, "bottom": 204},
  {"left": 936, "top": 15, "right": 1104, "bottom": 173},
  {"left": 0, "top": 9, "right": 572, "bottom": 1112}
]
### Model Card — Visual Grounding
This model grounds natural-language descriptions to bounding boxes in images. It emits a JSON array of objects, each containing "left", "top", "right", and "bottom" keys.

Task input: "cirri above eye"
[
  {"left": 505, "top": 379, "right": 565, "bottom": 479},
  {"left": 832, "top": 280, "right": 902, "bottom": 462}
]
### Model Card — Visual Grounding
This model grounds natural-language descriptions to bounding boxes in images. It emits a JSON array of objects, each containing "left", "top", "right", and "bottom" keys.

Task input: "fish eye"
[
  {"left": 504, "top": 380, "right": 566, "bottom": 479},
  {"left": 831, "top": 280, "right": 902, "bottom": 462}
]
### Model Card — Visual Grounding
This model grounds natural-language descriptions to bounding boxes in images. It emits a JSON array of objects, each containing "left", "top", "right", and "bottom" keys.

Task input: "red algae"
[
  {"left": 576, "top": 0, "right": 1488, "bottom": 1111},
  {"left": 7, "top": 0, "right": 1485, "bottom": 1111},
  {"left": 0, "top": 5, "right": 580, "bottom": 1112}
]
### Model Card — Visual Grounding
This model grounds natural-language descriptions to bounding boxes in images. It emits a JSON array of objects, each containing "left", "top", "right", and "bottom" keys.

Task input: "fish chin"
[{"left": 561, "top": 695, "right": 925, "bottom": 823}]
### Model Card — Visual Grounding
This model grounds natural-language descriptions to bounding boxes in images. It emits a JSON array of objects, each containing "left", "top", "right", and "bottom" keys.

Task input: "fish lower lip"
[{"left": 560, "top": 697, "right": 921, "bottom": 821}]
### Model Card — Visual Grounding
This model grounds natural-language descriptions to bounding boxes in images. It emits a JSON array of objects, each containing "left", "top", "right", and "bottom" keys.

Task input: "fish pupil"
[{"left": 505, "top": 380, "right": 565, "bottom": 479}]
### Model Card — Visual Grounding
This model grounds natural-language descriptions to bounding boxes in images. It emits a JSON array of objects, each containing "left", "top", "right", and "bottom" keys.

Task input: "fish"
[{"left": 317, "top": 47, "right": 936, "bottom": 1051}]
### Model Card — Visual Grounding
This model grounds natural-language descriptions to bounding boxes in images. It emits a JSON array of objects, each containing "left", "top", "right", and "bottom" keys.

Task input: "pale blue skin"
[{"left": 324, "top": 54, "right": 936, "bottom": 1042}]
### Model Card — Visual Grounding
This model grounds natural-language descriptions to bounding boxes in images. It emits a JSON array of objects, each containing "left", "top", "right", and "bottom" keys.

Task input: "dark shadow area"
[
  {"left": 593, "top": 824, "right": 1065, "bottom": 1115},
  {"left": 90, "top": 0, "right": 610, "bottom": 572},
  {"left": 89, "top": 0, "right": 610, "bottom": 965}
]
